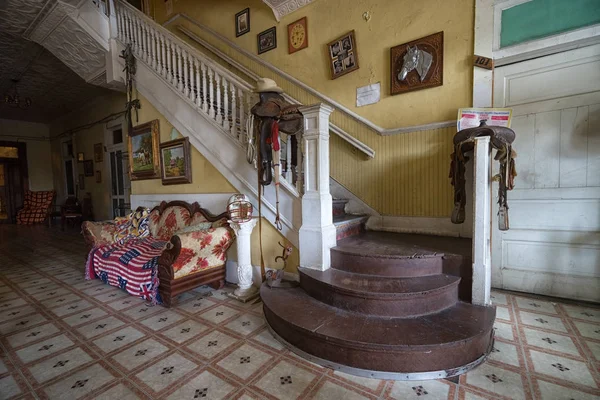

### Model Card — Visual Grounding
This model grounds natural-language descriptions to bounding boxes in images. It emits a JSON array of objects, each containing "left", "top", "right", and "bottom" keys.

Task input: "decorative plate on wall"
[
  {"left": 288, "top": 17, "right": 308, "bottom": 54},
  {"left": 390, "top": 31, "right": 443, "bottom": 95}
]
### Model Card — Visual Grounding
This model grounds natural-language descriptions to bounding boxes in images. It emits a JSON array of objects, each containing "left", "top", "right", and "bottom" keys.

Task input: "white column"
[
  {"left": 298, "top": 103, "right": 336, "bottom": 271},
  {"left": 472, "top": 136, "right": 492, "bottom": 306},
  {"left": 228, "top": 218, "right": 258, "bottom": 300}
]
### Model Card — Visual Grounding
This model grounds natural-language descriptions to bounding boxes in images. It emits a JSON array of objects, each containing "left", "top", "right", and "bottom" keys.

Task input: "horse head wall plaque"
[{"left": 391, "top": 31, "right": 443, "bottom": 95}]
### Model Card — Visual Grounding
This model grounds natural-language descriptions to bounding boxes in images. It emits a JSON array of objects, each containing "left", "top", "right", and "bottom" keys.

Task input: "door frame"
[
  {"left": 104, "top": 116, "right": 128, "bottom": 219},
  {"left": 0, "top": 141, "right": 28, "bottom": 223}
]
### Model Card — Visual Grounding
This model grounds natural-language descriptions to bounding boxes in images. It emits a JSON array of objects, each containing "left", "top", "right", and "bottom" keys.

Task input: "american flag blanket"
[{"left": 85, "top": 238, "right": 168, "bottom": 305}]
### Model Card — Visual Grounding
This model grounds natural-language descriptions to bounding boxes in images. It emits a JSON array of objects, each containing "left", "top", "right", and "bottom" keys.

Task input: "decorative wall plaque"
[{"left": 390, "top": 31, "right": 443, "bottom": 95}]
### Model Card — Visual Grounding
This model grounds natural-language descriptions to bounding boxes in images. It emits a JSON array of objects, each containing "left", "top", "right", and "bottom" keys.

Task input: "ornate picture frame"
[
  {"left": 159, "top": 137, "right": 192, "bottom": 185},
  {"left": 327, "top": 30, "right": 359, "bottom": 80},
  {"left": 93, "top": 143, "right": 103, "bottom": 162},
  {"left": 83, "top": 160, "right": 94, "bottom": 177},
  {"left": 128, "top": 119, "right": 160, "bottom": 181},
  {"left": 390, "top": 31, "right": 443, "bottom": 95},
  {"left": 287, "top": 17, "right": 308, "bottom": 54},
  {"left": 235, "top": 8, "right": 250, "bottom": 37},
  {"left": 258, "top": 27, "right": 277, "bottom": 54}
]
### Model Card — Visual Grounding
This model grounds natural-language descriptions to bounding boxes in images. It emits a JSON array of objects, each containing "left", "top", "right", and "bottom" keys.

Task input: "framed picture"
[
  {"left": 83, "top": 160, "right": 94, "bottom": 177},
  {"left": 159, "top": 137, "right": 191, "bottom": 185},
  {"left": 94, "top": 143, "right": 103, "bottom": 162},
  {"left": 258, "top": 27, "right": 277, "bottom": 54},
  {"left": 327, "top": 30, "right": 359, "bottom": 79},
  {"left": 77, "top": 152, "right": 84, "bottom": 162},
  {"left": 95, "top": 170, "right": 102, "bottom": 183},
  {"left": 128, "top": 119, "right": 160, "bottom": 181},
  {"left": 390, "top": 31, "right": 443, "bottom": 95},
  {"left": 235, "top": 8, "right": 250, "bottom": 37},
  {"left": 288, "top": 17, "right": 308, "bottom": 54},
  {"left": 78, "top": 174, "right": 85, "bottom": 190}
]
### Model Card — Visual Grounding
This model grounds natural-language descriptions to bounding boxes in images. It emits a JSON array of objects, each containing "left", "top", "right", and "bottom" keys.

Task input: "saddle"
[
  {"left": 449, "top": 121, "right": 517, "bottom": 231},
  {"left": 250, "top": 93, "right": 303, "bottom": 186}
]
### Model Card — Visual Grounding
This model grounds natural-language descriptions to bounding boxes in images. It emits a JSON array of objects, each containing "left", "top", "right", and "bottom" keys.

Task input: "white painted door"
[{"left": 492, "top": 44, "right": 600, "bottom": 302}]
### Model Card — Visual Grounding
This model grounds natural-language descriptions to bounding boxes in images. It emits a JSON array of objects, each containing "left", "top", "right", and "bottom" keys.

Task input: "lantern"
[{"left": 227, "top": 194, "right": 253, "bottom": 223}]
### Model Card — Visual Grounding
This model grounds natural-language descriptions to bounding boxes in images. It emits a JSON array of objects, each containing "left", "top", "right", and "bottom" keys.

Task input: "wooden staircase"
[{"left": 261, "top": 199, "right": 496, "bottom": 379}]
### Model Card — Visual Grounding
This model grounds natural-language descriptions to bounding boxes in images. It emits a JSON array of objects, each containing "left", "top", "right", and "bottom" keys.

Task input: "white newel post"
[
  {"left": 298, "top": 103, "right": 336, "bottom": 271},
  {"left": 472, "top": 136, "right": 492, "bottom": 306},
  {"left": 228, "top": 218, "right": 258, "bottom": 299}
]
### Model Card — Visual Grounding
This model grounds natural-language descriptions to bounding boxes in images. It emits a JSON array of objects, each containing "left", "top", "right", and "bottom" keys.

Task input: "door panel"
[{"left": 492, "top": 44, "right": 600, "bottom": 302}]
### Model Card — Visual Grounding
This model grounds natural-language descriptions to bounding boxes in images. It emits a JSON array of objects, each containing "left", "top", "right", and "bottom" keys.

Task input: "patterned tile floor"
[{"left": 0, "top": 225, "right": 599, "bottom": 400}]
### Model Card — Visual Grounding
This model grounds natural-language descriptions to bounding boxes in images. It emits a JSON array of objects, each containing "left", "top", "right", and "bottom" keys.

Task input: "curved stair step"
[
  {"left": 261, "top": 284, "right": 495, "bottom": 374},
  {"left": 299, "top": 267, "right": 459, "bottom": 317}
]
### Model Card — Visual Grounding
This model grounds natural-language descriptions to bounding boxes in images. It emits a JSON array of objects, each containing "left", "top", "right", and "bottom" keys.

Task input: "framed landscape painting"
[
  {"left": 159, "top": 137, "right": 191, "bottom": 185},
  {"left": 128, "top": 119, "right": 160, "bottom": 180}
]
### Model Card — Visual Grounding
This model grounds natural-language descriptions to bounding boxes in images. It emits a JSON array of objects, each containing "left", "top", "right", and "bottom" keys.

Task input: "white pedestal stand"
[{"left": 228, "top": 218, "right": 259, "bottom": 302}]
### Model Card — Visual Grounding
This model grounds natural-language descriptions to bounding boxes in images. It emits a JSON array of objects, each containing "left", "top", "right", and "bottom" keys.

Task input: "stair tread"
[
  {"left": 261, "top": 284, "right": 495, "bottom": 348},
  {"left": 299, "top": 267, "right": 460, "bottom": 296},
  {"left": 334, "top": 231, "right": 471, "bottom": 259},
  {"left": 333, "top": 214, "right": 368, "bottom": 225}
]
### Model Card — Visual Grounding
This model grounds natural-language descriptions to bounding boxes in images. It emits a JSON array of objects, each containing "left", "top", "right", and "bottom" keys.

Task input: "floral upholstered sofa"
[{"left": 82, "top": 201, "right": 234, "bottom": 306}]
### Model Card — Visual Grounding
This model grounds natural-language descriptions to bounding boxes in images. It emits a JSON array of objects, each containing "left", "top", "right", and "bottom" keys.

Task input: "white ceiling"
[{"left": 0, "top": 0, "right": 113, "bottom": 123}]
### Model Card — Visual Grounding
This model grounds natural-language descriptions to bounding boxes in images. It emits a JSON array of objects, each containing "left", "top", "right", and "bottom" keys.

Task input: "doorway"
[
  {"left": 492, "top": 44, "right": 600, "bottom": 302},
  {"left": 105, "top": 121, "right": 131, "bottom": 218},
  {"left": 0, "top": 142, "right": 28, "bottom": 224}
]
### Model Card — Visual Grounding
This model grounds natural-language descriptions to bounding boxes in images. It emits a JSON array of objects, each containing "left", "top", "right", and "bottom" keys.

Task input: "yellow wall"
[
  {"left": 50, "top": 92, "right": 127, "bottom": 220},
  {"left": 153, "top": 0, "right": 474, "bottom": 217}
]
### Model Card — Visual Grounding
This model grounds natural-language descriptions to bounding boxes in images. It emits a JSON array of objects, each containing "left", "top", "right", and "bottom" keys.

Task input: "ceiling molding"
[{"left": 262, "top": 0, "right": 315, "bottom": 21}]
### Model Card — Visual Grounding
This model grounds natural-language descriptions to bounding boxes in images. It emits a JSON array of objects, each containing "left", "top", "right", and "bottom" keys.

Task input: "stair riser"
[
  {"left": 299, "top": 271, "right": 459, "bottom": 317},
  {"left": 331, "top": 251, "right": 443, "bottom": 277},
  {"left": 335, "top": 221, "right": 365, "bottom": 241},
  {"left": 332, "top": 201, "right": 347, "bottom": 217},
  {"left": 264, "top": 306, "right": 494, "bottom": 373}
]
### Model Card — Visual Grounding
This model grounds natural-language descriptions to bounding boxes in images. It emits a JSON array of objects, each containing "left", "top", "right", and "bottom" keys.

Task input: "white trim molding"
[
  {"left": 492, "top": 0, "right": 600, "bottom": 66},
  {"left": 262, "top": 0, "right": 315, "bottom": 22},
  {"left": 165, "top": 14, "right": 456, "bottom": 136},
  {"left": 131, "top": 193, "right": 235, "bottom": 213}
]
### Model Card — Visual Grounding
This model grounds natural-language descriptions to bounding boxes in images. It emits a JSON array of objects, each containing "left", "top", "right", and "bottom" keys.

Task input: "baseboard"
[
  {"left": 367, "top": 215, "right": 472, "bottom": 238},
  {"left": 226, "top": 260, "right": 299, "bottom": 287}
]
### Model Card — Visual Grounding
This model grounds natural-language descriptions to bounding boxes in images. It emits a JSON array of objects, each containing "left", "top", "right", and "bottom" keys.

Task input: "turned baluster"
[
  {"left": 222, "top": 79, "right": 230, "bottom": 130},
  {"left": 141, "top": 22, "right": 147, "bottom": 61},
  {"left": 159, "top": 34, "right": 165, "bottom": 76},
  {"left": 126, "top": 11, "right": 133, "bottom": 44},
  {"left": 116, "top": 6, "right": 122, "bottom": 40},
  {"left": 165, "top": 40, "right": 173, "bottom": 83},
  {"left": 150, "top": 29, "right": 157, "bottom": 68},
  {"left": 144, "top": 24, "right": 151, "bottom": 63},
  {"left": 208, "top": 68, "right": 215, "bottom": 118},
  {"left": 201, "top": 63, "right": 208, "bottom": 113},
  {"left": 182, "top": 50, "right": 189, "bottom": 96},
  {"left": 238, "top": 88, "right": 246, "bottom": 142},
  {"left": 173, "top": 45, "right": 181, "bottom": 90},
  {"left": 214, "top": 72, "right": 222, "bottom": 125},
  {"left": 230, "top": 84, "right": 237, "bottom": 137},
  {"left": 194, "top": 58, "right": 201, "bottom": 108},
  {"left": 134, "top": 17, "right": 141, "bottom": 55}
]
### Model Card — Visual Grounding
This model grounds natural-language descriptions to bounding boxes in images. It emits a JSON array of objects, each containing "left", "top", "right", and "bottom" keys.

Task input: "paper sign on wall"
[
  {"left": 457, "top": 108, "right": 513, "bottom": 131},
  {"left": 356, "top": 83, "right": 381, "bottom": 107}
]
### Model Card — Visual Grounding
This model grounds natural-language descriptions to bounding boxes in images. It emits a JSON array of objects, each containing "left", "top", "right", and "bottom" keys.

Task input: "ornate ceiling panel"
[
  {"left": 0, "top": 0, "right": 47, "bottom": 36},
  {"left": 42, "top": 17, "right": 106, "bottom": 80},
  {"left": 0, "top": 0, "right": 118, "bottom": 123},
  {"left": 0, "top": 31, "right": 111, "bottom": 123},
  {"left": 262, "top": 0, "right": 315, "bottom": 21}
]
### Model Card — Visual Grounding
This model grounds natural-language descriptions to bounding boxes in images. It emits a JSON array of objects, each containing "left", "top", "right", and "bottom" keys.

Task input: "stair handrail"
[
  {"left": 175, "top": 25, "right": 375, "bottom": 159},
  {"left": 116, "top": 1, "right": 252, "bottom": 92}
]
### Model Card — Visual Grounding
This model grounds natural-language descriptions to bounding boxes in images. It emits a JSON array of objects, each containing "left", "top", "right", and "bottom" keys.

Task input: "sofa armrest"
[{"left": 82, "top": 221, "right": 118, "bottom": 248}]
